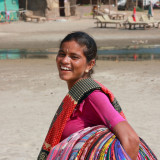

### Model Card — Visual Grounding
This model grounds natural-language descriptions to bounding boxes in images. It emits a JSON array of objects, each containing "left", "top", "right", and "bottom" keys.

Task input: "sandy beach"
[
  {"left": 0, "top": 10, "right": 160, "bottom": 49},
  {"left": 0, "top": 9, "right": 160, "bottom": 160},
  {"left": 0, "top": 58, "right": 160, "bottom": 159}
]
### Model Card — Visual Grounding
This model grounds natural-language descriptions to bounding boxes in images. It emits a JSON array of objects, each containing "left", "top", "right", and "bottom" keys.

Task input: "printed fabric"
[{"left": 47, "top": 125, "right": 157, "bottom": 160}]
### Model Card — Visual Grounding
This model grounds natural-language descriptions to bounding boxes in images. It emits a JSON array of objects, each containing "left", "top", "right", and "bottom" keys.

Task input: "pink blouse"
[{"left": 61, "top": 90, "right": 125, "bottom": 141}]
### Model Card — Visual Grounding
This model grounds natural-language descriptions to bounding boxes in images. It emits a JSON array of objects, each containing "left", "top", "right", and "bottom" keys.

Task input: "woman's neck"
[
  {"left": 67, "top": 79, "right": 81, "bottom": 90},
  {"left": 67, "top": 77, "right": 90, "bottom": 90}
]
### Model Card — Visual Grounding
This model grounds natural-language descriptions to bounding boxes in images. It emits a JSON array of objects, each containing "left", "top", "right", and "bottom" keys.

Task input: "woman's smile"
[{"left": 60, "top": 65, "right": 72, "bottom": 71}]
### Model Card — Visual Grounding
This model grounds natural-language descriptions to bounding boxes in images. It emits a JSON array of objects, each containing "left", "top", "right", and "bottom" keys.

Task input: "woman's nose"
[{"left": 62, "top": 55, "right": 70, "bottom": 64}]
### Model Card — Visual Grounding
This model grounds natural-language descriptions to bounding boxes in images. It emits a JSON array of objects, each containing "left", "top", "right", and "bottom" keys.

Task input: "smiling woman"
[
  {"left": 56, "top": 32, "right": 97, "bottom": 90},
  {"left": 56, "top": 40, "right": 95, "bottom": 90},
  {"left": 37, "top": 32, "right": 157, "bottom": 160}
]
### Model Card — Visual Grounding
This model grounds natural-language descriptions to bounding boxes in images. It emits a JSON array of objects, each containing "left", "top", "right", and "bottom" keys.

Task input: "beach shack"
[{"left": 0, "top": 0, "right": 19, "bottom": 22}]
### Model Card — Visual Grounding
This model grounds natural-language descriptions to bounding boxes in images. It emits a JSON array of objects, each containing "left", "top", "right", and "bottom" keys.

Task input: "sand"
[
  {"left": 0, "top": 10, "right": 160, "bottom": 159},
  {"left": 0, "top": 58, "right": 160, "bottom": 159},
  {"left": 0, "top": 10, "right": 160, "bottom": 49}
]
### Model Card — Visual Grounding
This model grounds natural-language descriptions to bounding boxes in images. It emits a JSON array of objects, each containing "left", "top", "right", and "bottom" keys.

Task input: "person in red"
[
  {"left": 133, "top": 7, "right": 136, "bottom": 21},
  {"left": 38, "top": 32, "right": 157, "bottom": 160}
]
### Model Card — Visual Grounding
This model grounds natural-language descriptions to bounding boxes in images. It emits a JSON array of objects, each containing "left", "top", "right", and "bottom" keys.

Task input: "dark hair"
[{"left": 60, "top": 31, "right": 97, "bottom": 76}]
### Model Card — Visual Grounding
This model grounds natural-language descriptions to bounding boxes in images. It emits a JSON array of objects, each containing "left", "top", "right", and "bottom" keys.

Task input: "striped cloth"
[{"left": 47, "top": 125, "right": 157, "bottom": 160}]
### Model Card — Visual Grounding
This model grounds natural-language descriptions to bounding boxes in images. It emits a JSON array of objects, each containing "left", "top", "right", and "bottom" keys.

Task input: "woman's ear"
[{"left": 87, "top": 59, "right": 95, "bottom": 71}]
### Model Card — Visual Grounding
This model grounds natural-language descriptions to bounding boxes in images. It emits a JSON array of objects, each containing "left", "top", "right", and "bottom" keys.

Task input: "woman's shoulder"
[
  {"left": 77, "top": 90, "right": 111, "bottom": 111},
  {"left": 84, "top": 89, "right": 111, "bottom": 106},
  {"left": 87, "top": 90, "right": 107, "bottom": 99}
]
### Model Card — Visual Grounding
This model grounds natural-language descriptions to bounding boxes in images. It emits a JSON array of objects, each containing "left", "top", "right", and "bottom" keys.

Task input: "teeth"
[{"left": 61, "top": 66, "right": 71, "bottom": 71}]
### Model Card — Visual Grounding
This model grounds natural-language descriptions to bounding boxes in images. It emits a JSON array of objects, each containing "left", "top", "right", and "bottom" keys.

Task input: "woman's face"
[{"left": 56, "top": 40, "right": 94, "bottom": 88}]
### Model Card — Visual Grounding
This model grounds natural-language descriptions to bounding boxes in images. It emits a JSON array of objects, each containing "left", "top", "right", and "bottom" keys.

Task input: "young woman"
[{"left": 38, "top": 32, "right": 157, "bottom": 160}]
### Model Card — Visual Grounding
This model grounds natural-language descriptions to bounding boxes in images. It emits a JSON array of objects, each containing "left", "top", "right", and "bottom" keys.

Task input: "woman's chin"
[
  {"left": 59, "top": 75, "right": 70, "bottom": 82},
  {"left": 59, "top": 76, "right": 80, "bottom": 85}
]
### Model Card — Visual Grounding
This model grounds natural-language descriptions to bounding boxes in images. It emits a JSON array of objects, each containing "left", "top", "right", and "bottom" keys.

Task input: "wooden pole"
[
  {"left": 26, "top": 0, "right": 28, "bottom": 10},
  {"left": 90, "top": 0, "right": 92, "bottom": 6},
  {"left": 97, "top": 0, "right": 99, "bottom": 12},
  {"left": 4, "top": 0, "right": 7, "bottom": 22},
  {"left": 142, "top": 0, "right": 144, "bottom": 10},
  {"left": 109, "top": 0, "right": 110, "bottom": 14},
  {"left": 99, "top": 0, "right": 101, "bottom": 11},
  {"left": 90, "top": 0, "right": 92, "bottom": 12},
  {"left": 136, "top": 0, "right": 138, "bottom": 8},
  {"left": 115, "top": 0, "right": 118, "bottom": 10}
]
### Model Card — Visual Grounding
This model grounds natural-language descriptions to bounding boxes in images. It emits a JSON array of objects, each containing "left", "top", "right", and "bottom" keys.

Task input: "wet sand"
[{"left": 0, "top": 58, "right": 160, "bottom": 159}]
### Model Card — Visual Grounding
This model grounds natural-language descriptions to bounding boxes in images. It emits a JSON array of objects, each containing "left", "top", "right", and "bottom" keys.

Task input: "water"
[
  {"left": 97, "top": 46, "right": 160, "bottom": 61},
  {"left": 0, "top": 46, "right": 160, "bottom": 61},
  {"left": 0, "top": 49, "right": 56, "bottom": 60}
]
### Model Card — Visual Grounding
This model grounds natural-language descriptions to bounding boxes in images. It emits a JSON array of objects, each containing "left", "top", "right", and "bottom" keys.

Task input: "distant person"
[
  {"left": 132, "top": 7, "right": 136, "bottom": 21},
  {"left": 148, "top": 1, "right": 154, "bottom": 17},
  {"left": 6, "top": 11, "right": 10, "bottom": 22},
  {"left": 38, "top": 32, "right": 157, "bottom": 160},
  {"left": 92, "top": 5, "right": 98, "bottom": 18}
]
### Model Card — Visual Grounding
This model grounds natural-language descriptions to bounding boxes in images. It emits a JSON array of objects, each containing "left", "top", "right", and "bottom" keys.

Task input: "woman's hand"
[{"left": 112, "top": 121, "right": 140, "bottom": 160}]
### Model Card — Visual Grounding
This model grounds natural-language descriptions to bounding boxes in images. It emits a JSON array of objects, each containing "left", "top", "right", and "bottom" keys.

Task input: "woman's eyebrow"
[
  {"left": 58, "top": 49, "right": 65, "bottom": 53},
  {"left": 58, "top": 50, "right": 81, "bottom": 57},
  {"left": 70, "top": 52, "right": 81, "bottom": 57}
]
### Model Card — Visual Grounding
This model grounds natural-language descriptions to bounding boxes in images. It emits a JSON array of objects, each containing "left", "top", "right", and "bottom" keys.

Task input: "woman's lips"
[{"left": 60, "top": 66, "right": 72, "bottom": 71}]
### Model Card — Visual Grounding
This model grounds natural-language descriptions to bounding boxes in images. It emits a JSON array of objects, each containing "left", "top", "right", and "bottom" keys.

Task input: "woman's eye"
[
  {"left": 58, "top": 52, "right": 65, "bottom": 57},
  {"left": 71, "top": 56, "right": 79, "bottom": 59}
]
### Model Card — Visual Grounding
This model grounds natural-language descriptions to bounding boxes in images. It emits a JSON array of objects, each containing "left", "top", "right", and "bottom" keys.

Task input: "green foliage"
[
  {"left": 84, "top": 12, "right": 93, "bottom": 16},
  {"left": 136, "top": 6, "right": 144, "bottom": 12},
  {"left": 128, "top": 6, "right": 144, "bottom": 12}
]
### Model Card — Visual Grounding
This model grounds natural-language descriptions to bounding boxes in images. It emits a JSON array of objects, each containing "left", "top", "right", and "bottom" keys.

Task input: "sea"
[{"left": 0, "top": 45, "right": 160, "bottom": 61}]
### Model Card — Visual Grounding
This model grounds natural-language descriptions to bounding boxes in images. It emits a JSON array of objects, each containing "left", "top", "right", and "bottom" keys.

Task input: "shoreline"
[
  {"left": 1, "top": 44, "right": 160, "bottom": 61},
  {"left": 1, "top": 43, "right": 160, "bottom": 50},
  {"left": 0, "top": 38, "right": 160, "bottom": 50}
]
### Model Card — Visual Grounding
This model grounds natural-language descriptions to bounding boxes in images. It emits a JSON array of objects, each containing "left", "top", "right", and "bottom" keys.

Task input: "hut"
[
  {"left": 19, "top": 0, "right": 70, "bottom": 18},
  {"left": 18, "top": 0, "right": 109, "bottom": 19},
  {"left": 0, "top": 0, "right": 19, "bottom": 22}
]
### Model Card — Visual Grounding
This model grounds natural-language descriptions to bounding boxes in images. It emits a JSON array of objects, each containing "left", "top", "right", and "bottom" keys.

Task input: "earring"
[{"left": 85, "top": 70, "right": 89, "bottom": 73}]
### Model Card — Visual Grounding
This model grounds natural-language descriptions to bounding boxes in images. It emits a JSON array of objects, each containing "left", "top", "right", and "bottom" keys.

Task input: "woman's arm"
[
  {"left": 112, "top": 121, "right": 140, "bottom": 160},
  {"left": 87, "top": 90, "right": 140, "bottom": 159}
]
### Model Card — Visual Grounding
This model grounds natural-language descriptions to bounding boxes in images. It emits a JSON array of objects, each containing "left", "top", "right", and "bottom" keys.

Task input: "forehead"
[{"left": 61, "top": 40, "right": 86, "bottom": 51}]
